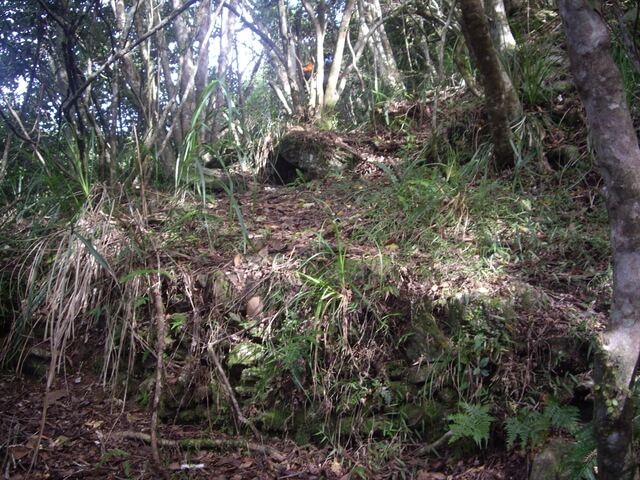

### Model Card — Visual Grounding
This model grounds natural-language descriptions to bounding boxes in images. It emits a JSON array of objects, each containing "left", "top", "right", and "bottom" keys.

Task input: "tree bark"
[
  {"left": 484, "top": 0, "right": 516, "bottom": 53},
  {"left": 322, "top": 0, "right": 356, "bottom": 116},
  {"left": 212, "top": 0, "right": 238, "bottom": 140},
  {"left": 558, "top": 1, "right": 640, "bottom": 479},
  {"left": 357, "top": 0, "right": 404, "bottom": 93},
  {"left": 459, "top": 0, "right": 521, "bottom": 170}
]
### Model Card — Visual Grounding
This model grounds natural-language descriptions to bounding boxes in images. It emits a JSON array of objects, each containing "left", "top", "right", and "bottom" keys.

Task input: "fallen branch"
[
  {"left": 414, "top": 430, "right": 453, "bottom": 456},
  {"left": 108, "top": 431, "right": 285, "bottom": 462},
  {"left": 149, "top": 258, "right": 167, "bottom": 465}
]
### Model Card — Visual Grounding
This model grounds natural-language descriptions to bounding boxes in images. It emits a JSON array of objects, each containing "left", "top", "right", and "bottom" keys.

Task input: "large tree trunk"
[
  {"left": 459, "top": 0, "right": 521, "bottom": 170},
  {"left": 558, "top": 1, "right": 640, "bottom": 479}
]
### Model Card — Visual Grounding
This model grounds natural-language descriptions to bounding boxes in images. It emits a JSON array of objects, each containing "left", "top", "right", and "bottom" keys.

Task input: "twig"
[
  {"left": 150, "top": 260, "right": 167, "bottom": 465},
  {"left": 414, "top": 430, "right": 454, "bottom": 456},
  {"left": 206, "top": 339, "right": 262, "bottom": 440}
]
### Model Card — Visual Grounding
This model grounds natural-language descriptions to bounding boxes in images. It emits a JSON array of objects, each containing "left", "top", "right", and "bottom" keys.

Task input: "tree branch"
[
  {"left": 207, "top": 338, "right": 262, "bottom": 440},
  {"left": 60, "top": 0, "right": 202, "bottom": 112},
  {"left": 222, "top": 2, "right": 283, "bottom": 59}
]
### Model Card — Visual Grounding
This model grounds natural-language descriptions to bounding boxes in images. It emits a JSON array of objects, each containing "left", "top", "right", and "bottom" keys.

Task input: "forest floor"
[
  {"left": 0, "top": 372, "right": 527, "bottom": 479},
  {"left": 0, "top": 109, "right": 608, "bottom": 479}
]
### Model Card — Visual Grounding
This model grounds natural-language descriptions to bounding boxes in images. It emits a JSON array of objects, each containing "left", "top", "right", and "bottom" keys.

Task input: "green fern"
[
  {"left": 545, "top": 399, "right": 580, "bottom": 433},
  {"left": 504, "top": 411, "right": 547, "bottom": 451},
  {"left": 448, "top": 402, "right": 495, "bottom": 448},
  {"left": 504, "top": 398, "right": 580, "bottom": 452},
  {"left": 564, "top": 424, "right": 597, "bottom": 480}
]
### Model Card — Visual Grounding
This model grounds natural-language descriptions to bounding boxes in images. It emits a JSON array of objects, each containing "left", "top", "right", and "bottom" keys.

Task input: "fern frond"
[
  {"left": 503, "top": 409, "right": 547, "bottom": 451},
  {"left": 504, "top": 415, "right": 531, "bottom": 450},
  {"left": 448, "top": 402, "right": 494, "bottom": 448},
  {"left": 504, "top": 398, "right": 582, "bottom": 452},
  {"left": 543, "top": 398, "right": 580, "bottom": 434},
  {"left": 565, "top": 424, "right": 597, "bottom": 480}
]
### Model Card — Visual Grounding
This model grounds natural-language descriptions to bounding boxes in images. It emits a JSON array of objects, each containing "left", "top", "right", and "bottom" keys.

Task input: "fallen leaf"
[
  {"left": 85, "top": 420, "right": 104, "bottom": 429},
  {"left": 44, "top": 389, "right": 67, "bottom": 405},
  {"left": 330, "top": 458, "right": 343, "bottom": 476},
  {"left": 246, "top": 296, "right": 263, "bottom": 319},
  {"left": 9, "top": 445, "right": 31, "bottom": 460},
  {"left": 53, "top": 435, "right": 71, "bottom": 447}
]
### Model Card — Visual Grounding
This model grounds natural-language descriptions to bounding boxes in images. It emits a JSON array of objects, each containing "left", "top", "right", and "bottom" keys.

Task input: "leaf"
[
  {"left": 543, "top": 397, "right": 580, "bottom": 434},
  {"left": 246, "top": 296, "right": 263, "bottom": 318},
  {"left": 370, "top": 160, "right": 399, "bottom": 183},
  {"left": 98, "top": 449, "right": 129, "bottom": 465},
  {"left": 448, "top": 402, "right": 494, "bottom": 448},
  {"left": 74, "top": 232, "right": 116, "bottom": 280},
  {"left": 503, "top": 398, "right": 580, "bottom": 452}
]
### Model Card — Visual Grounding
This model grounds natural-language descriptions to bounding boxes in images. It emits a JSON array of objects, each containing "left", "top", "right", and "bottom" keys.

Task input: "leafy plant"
[
  {"left": 447, "top": 402, "right": 494, "bottom": 448},
  {"left": 564, "top": 424, "right": 597, "bottom": 480},
  {"left": 98, "top": 449, "right": 132, "bottom": 477},
  {"left": 173, "top": 79, "right": 254, "bottom": 252},
  {"left": 612, "top": 42, "right": 640, "bottom": 107},
  {"left": 138, "top": 389, "right": 151, "bottom": 407},
  {"left": 270, "top": 315, "right": 321, "bottom": 392},
  {"left": 508, "top": 43, "right": 555, "bottom": 106},
  {"left": 504, "top": 397, "right": 580, "bottom": 452},
  {"left": 169, "top": 313, "right": 188, "bottom": 331}
]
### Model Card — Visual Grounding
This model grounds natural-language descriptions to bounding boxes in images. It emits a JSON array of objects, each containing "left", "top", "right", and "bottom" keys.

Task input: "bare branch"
[{"left": 61, "top": 0, "right": 202, "bottom": 112}]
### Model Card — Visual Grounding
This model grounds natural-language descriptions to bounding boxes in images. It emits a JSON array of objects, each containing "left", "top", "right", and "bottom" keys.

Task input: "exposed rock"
[
  {"left": 270, "top": 128, "right": 360, "bottom": 183},
  {"left": 529, "top": 439, "right": 574, "bottom": 480},
  {"left": 228, "top": 341, "right": 265, "bottom": 371},
  {"left": 198, "top": 269, "right": 236, "bottom": 308},
  {"left": 400, "top": 305, "right": 451, "bottom": 365}
]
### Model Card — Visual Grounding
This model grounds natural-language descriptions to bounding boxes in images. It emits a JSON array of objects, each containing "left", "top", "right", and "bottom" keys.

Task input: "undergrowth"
[{"left": 0, "top": 82, "right": 610, "bottom": 479}]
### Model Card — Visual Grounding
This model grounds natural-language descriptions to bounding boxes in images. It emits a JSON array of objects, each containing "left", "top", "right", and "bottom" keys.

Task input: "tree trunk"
[
  {"left": 484, "top": 0, "right": 517, "bottom": 53},
  {"left": 558, "top": 1, "right": 640, "bottom": 479},
  {"left": 459, "top": 0, "right": 521, "bottom": 170},
  {"left": 213, "top": 0, "right": 238, "bottom": 140},
  {"left": 322, "top": 0, "right": 356, "bottom": 117},
  {"left": 357, "top": 0, "right": 404, "bottom": 93}
]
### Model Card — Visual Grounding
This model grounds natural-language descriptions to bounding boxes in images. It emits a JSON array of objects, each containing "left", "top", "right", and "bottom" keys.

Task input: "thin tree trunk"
[
  {"left": 358, "top": 0, "right": 404, "bottom": 92},
  {"left": 459, "top": 0, "right": 521, "bottom": 170},
  {"left": 323, "top": 0, "right": 356, "bottom": 115},
  {"left": 558, "top": 1, "right": 640, "bottom": 479},
  {"left": 485, "top": 0, "right": 517, "bottom": 53}
]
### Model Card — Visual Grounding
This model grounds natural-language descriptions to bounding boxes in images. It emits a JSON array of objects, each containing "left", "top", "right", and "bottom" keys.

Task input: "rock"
[
  {"left": 270, "top": 128, "right": 359, "bottom": 183},
  {"left": 400, "top": 307, "right": 450, "bottom": 365},
  {"left": 227, "top": 341, "right": 265, "bottom": 370},
  {"left": 529, "top": 439, "right": 574, "bottom": 480},
  {"left": 199, "top": 269, "right": 236, "bottom": 308}
]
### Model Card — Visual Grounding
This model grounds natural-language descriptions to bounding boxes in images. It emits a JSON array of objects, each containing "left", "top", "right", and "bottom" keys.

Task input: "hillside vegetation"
[{"left": 0, "top": 4, "right": 638, "bottom": 479}]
